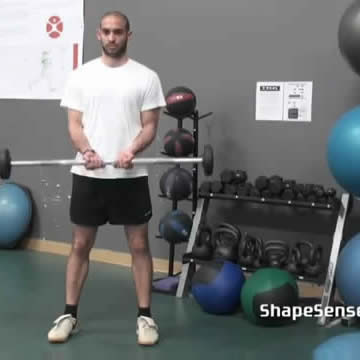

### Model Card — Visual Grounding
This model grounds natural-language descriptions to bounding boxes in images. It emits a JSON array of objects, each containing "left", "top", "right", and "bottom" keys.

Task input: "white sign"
[
  {"left": 283, "top": 82, "right": 313, "bottom": 122},
  {"left": 256, "top": 81, "right": 313, "bottom": 122},
  {"left": 0, "top": 0, "right": 84, "bottom": 99},
  {"left": 255, "top": 82, "right": 284, "bottom": 121}
]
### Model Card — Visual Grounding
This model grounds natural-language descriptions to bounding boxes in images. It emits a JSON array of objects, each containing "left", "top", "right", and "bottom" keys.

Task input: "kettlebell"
[
  {"left": 286, "top": 246, "right": 302, "bottom": 274},
  {"left": 264, "top": 240, "right": 289, "bottom": 267},
  {"left": 238, "top": 233, "right": 257, "bottom": 267},
  {"left": 304, "top": 245, "right": 323, "bottom": 277},
  {"left": 212, "top": 223, "right": 241, "bottom": 263},
  {"left": 191, "top": 225, "right": 213, "bottom": 260}
]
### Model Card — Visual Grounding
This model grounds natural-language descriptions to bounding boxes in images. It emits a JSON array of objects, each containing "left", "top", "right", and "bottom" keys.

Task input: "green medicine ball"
[{"left": 241, "top": 268, "right": 299, "bottom": 326}]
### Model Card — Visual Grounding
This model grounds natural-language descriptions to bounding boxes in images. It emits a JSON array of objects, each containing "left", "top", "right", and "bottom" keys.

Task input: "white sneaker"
[
  {"left": 48, "top": 314, "right": 78, "bottom": 343},
  {"left": 136, "top": 316, "right": 159, "bottom": 345}
]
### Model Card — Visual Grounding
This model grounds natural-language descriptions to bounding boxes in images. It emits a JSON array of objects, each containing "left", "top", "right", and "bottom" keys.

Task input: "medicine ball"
[
  {"left": 163, "top": 128, "right": 195, "bottom": 157},
  {"left": 165, "top": 86, "right": 197, "bottom": 118},
  {"left": 0, "top": 183, "right": 33, "bottom": 249},
  {"left": 338, "top": 1, "right": 360, "bottom": 76},
  {"left": 327, "top": 106, "right": 360, "bottom": 196},
  {"left": 241, "top": 268, "right": 299, "bottom": 326},
  {"left": 159, "top": 209, "right": 192, "bottom": 244},
  {"left": 160, "top": 166, "right": 193, "bottom": 200},
  {"left": 191, "top": 261, "right": 245, "bottom": 314}
]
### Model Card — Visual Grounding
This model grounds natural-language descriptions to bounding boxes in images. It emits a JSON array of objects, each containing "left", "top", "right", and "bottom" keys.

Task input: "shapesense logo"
[{"left": 260, "top": 304, "right": 360, "bottom": 321}]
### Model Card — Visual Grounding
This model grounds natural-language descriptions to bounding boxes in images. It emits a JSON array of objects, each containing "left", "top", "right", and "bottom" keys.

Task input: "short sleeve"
[
  {"left": 60, "top": 70, "right": 85, "bottom": 112},
  {"left": 141, "top": 72, "right": 166, "bottom": 112}
]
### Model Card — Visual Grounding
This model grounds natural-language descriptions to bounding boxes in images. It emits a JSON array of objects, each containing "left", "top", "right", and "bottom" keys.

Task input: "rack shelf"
[{"left": 198, "top": 191, "right": 339, "bottom": 211}]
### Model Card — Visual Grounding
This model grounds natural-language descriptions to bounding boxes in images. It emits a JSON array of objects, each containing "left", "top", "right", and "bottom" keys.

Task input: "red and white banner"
[{"left": 0, "top": 0, "right": 84, "bottom": 99}]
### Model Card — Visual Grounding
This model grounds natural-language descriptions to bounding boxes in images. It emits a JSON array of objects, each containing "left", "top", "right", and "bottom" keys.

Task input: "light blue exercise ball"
[
  {"left": 327, "top": 106, "right": 360, "bottom": 196},
  {"left": 313, "top": 333, "right": 360, "bottom": 360},
  {"left": 335, "top": 233, "right": 360, "bottom": 306},
  {"left": 0, "top": 183, "right": 32, "bottom": 249}
]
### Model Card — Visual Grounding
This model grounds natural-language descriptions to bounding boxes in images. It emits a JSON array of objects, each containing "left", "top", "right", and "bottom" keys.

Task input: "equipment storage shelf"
[{"left": 175, "top": 191, "right": 351, "bottom": 327}]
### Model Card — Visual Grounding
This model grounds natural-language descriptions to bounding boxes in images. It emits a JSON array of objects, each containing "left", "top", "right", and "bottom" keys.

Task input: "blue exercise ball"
[
  {"left": 327, "top": 106, "right": 360, "bottom": 196},
  {"left": 0, "top": 183, "right": 32, "bottom": 249},
  {"left": 335, "top": 233, "right": 360, "bottom": 306},
  {"left": 191, "top": 261, "right": 245, "bottom": 314},
  {"left": 313, "top": 333, "right": 360, "bottom": 360}
]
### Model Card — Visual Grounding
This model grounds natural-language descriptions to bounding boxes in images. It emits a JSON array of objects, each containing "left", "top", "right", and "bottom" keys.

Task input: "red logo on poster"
[{"left": 46, "top": 16, "right": 63, "bottom": 39}]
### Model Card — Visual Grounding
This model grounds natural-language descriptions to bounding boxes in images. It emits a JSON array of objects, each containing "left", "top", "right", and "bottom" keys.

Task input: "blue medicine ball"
[
  {"left": 0, "top": 183, "right": 32, "bottom": 249},
  {"left": 335, "top": 232, "right": 360, "bottom": 306},
  {"left": 327, "top": 106, "right": 360, "bottom": 196},
  {"left": 313, "top": 333, "right": 360, "bottom": 360},
  {"left": 191, "top": 261, "right": 245, "bottom": 314},
  {"left": 159, "top": 209, "right": 192, "bottom": 244}
]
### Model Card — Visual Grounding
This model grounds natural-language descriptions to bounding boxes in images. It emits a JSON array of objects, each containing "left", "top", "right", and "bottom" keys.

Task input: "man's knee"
[
  {"left": 71, "top": 227, "right": 96, "bottom": 257},
  {"left": 130, "top": 239, "right": 150, "bottom": 257}
]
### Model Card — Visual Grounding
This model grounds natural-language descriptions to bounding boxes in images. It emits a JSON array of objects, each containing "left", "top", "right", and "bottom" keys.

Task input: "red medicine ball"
[
  {"left": 160, "top": 167, "right": 193, "bottom": 200},
  {"left": 164, "top": 128, "right": 195, "bottom": 157},
  {"left": 165, "top": 86, "right": 197, "bottom": 118}
]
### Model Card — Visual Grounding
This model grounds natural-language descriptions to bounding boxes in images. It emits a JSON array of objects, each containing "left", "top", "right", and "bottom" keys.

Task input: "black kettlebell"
[
  {"left": 286, "top": 246, "right": 302, "bottom": 274},
  {"left": 264, "top": 240, "right": 289, "bottom": 267},
  {"left": 212, "top": 223, "right": 241, "bottom": 263},
  {"left": 191, "top": 225, "right": 213, "bottom": 260},
  {"left": 252, "top": 236, "right": 264, "bottom": 268},
  {"left": 238, "top": 233, "right": 257, "bottom": 267},
  {"left": 296, "top": 241, "right": 315, "bottom": 267},
  {"left": 304, "top": 245, "right": 323, "bottom": 277}
]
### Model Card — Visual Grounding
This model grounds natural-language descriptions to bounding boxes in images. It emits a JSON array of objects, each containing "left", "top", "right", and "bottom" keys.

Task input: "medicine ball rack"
[
  {"left": 175, "top": 189, "right": 352, "bottom": 328},
  {"left": 152, "top": 109, "right": 213, "bottom": 295}
]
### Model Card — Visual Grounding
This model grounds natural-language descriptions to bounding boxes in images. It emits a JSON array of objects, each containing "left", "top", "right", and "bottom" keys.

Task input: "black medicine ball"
[
  {"left": 165, "top": 86, "right": 197, "bottom": 118},
  {"left": 164, "top": 128, "right": 195, "bottom": 157},
  {"left": 159, "top": 209, "right": 192, "bottom": 244},
  {"left": 160, "top": 167, "right": 193, "bottom": 200},
  {"left": 338, "top": 2, "right": 360, "bottom": 76}
]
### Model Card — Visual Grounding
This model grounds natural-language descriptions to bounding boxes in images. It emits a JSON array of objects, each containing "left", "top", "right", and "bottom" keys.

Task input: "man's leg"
[
  {"left": 48, "top": 225, "right": 97, "bottom": 343},
  {"left": 125, "top": 223, "right": 153, "bottom": 310},
  {"left": 66, "top": 225, "right": 98, "bottom": 306},
  {"left": 125, "top": 223, "right": 159, "bottom": 345}
]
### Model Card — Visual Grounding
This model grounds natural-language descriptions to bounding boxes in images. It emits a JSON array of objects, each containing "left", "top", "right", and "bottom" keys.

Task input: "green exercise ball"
[{"left": 241, "top": 268, "right": 299, "bottom": 326}]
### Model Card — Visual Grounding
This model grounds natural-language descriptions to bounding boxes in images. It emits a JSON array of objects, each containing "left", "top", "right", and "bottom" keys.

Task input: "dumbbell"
[
  {"left": 255, "top": 176, "right": 269, "bottom": 191},
  {"left": 269, "top": 175, "right": 284, "bottom": 196},
  {"left": 237, "top": 183, "right": 253, "bottom": 196}
]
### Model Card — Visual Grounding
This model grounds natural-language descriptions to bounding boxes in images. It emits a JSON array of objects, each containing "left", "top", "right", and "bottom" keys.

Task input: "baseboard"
[
  {"left": 22, "top": 237, "right": 183, "bottom": 274},
  {"left": 22, "top": 237, "right": 323, "bottom": 298}
]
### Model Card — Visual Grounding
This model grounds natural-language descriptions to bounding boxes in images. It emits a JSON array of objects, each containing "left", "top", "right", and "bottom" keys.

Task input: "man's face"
[{"left": 97, "top": 15, "right": 131, "bottom": 58}]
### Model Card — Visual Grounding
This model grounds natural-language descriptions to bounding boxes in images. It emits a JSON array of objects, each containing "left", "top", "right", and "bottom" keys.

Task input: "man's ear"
[{"left": 96, "top": 28, "right": 101, "bottom": 41}]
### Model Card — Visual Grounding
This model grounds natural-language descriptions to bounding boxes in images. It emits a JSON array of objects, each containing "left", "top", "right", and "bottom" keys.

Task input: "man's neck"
[{"left": 101, "top": 54, "right": 129, "bottom": 68}]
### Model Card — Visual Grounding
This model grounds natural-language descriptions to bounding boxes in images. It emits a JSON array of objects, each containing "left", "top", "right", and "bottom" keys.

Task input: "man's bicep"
[
  {"left": 140, "top": 108, "right": 161, "bottom": 129},
  {"left": 68, "top": 108, "right": 84, "bottom": 128}
]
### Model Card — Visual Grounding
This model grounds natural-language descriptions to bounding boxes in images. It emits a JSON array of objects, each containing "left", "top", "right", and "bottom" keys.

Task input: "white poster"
[
  {"left": 283, "top": 82, "right": 313, "bottom": 122},
  {"left": 0, "top": 0, "right": 84, "bottom": 99},
  {"left": 255, "top": 82, "right": 284, "bottom": 121},
  {"left": 256, "top": 81, "right": 313, "bottom": 122}
]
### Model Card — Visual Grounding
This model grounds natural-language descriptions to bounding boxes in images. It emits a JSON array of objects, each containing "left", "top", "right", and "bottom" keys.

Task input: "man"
[{"left": 47, "top": 11, "right": 166, "bottom": 346}]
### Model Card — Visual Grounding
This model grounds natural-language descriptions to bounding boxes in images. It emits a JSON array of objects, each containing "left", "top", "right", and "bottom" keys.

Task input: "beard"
[{"left": 102, "top": 40, "right": 127, "bottom": 58}]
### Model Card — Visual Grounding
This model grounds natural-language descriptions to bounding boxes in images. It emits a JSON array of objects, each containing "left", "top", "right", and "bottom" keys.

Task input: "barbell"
[{"left": 0, "top": 145, "right": 214, "bottom": 180}]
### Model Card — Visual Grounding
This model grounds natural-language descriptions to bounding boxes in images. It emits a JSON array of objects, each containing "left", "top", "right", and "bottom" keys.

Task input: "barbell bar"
[{"left": 0, "top": 144, "right": 214, "bottom": 179}]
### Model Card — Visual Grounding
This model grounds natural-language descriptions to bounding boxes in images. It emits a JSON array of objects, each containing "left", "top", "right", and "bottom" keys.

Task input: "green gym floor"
[{"left": 0, "top": 250, "right": 355, "bottom": 360}]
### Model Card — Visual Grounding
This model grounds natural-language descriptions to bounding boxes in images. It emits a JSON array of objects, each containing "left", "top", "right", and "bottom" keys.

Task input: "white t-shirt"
[{"left": 60, "top": 57, "right": 166, "bottom": 178}]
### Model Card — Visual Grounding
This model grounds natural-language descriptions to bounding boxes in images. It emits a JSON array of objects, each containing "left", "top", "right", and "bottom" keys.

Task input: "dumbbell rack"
[
  {"left": 152, "top": 109, "right": 212, "bottom": 295},
  {"left": 175, "top": 190, "right": 352, "bottom": 327}
]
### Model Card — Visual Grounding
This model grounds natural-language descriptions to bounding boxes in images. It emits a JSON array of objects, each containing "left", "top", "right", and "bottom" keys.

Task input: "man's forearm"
[
  {"left": 129, "top": 123, "right": 157, "bottom": 155},
  {"left": 68, "top": 122, "right": 92, "bottom": 154}
]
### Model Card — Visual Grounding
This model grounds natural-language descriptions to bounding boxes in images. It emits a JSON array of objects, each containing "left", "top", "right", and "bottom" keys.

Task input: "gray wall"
[{"left": 1, "top": 0, "right": 360, "bottom": 262}]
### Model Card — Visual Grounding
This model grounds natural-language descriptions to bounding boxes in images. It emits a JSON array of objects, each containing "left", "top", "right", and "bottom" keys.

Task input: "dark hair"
[{"left": 100, "top": 11, "right": 130, "bottom": 31}]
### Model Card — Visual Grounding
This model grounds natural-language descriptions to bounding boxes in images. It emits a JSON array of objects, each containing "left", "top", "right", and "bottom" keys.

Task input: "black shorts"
[{"left": 70, "top": 174, "right": 152, "bottom": 226}]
